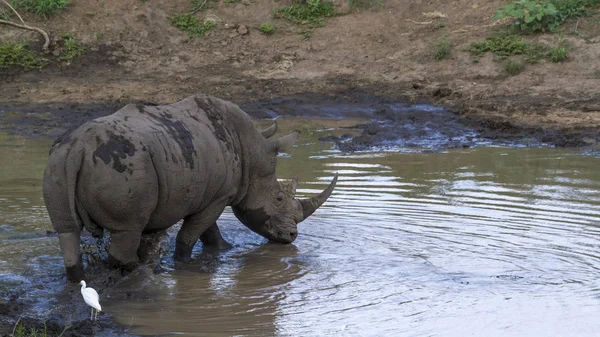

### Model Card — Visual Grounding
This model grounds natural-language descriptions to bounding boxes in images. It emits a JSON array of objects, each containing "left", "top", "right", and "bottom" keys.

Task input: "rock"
[
  {"left": 229, "top": 32, "right": 239, "bottom": 39},
  {"left": 237, "top": 25, "right": 248, "bottom": 35},
  {"left": 52, "top": 49, "right": 61, "bottom": 56},
  {"left": 221, "top": 41, "right": 228, "bottom": 46}
]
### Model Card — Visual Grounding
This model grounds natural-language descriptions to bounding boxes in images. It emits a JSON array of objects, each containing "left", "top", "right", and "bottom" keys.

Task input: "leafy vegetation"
[
  {"left": 274, "top": 0, "right": 335, "bottom": 26},
  {"left": 0, "top": 42, "right": 46, "bottom": 71},
  {"left": 259, "top": 22, "right": 276, "bottom": 35},
  {"left": 59, "top": 33, "right": 84, "bottom": 61},
  {"left": 171, "top": 13, "right": 216, "bottom": 37},
  {"left": 495, "top": 0, "right": 600, "bottom": 33},
  {"left": 504, "top": 59, "right": 525, "bottom": 75},
  {"left": 433, "top": 39, "right": 451, "bottom": 60},
  {"left": 10, "top": 0, "right": 67, "bottom": 16}
]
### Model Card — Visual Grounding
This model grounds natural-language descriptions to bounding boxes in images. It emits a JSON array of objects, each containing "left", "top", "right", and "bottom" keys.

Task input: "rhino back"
[{"left": 64, "top": 96, "right": 246, "bottom": 232}]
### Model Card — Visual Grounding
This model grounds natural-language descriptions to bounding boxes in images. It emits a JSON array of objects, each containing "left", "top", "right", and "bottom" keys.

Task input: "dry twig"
[{"left": 0, "top": 0, "right": 50, "bottom": 51}]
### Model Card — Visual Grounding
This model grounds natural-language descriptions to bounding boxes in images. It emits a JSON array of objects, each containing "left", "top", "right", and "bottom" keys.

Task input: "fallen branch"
[{"left": 0, "top": 0, "right": 50, "bottom": 51}]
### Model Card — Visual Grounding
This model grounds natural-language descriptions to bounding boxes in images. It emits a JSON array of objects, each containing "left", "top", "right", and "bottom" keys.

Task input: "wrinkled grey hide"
[{"left": 43, "top": 95, "right": 337, "bottom": 282}]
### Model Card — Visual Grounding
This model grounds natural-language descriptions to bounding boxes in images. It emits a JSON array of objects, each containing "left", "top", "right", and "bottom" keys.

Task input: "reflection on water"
[{"left": 2, "top": 119, "right": 600, "bottom": 336}]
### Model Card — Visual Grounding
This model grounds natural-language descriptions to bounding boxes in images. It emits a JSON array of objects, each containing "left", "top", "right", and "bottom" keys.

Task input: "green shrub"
[
  {"left": 504, "top": 59, "right": 524, "bottom": 75},
  {"left": 171, "top": 13, "right": 216, "bottom": 37},
  {"left": 275, "top": 0, "right": 335, "bottom": 26},
  {"left": 434, "top": 39, "right": 451, "bottom": 60},
  {"left": 0, "top": 42, "right": 45, "bottom": 71},
  {"left": 259, "top": 22, "right": 276, "bottom": 35},
  {"left": 10, "top": 0, "right": 68, "bottom": 16},
  {"left": 494, "top": 0, "right": 561, "bottom": 33},
  {"left": 59, "top": 34, "right": 84, "bottom": 61},
  {"left": 495, "top": 0, "right": 600, "bottom": 33}
]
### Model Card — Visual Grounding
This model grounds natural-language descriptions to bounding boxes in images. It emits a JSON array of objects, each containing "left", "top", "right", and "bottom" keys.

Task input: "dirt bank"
[{"left": 0, "top": 0, "right": 599, "bottom": 145}]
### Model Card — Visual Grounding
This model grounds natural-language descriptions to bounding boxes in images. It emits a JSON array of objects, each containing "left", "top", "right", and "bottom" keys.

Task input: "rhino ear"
[
  {"left": 260, "top": 120, "right": 278, "bottom": 139},
  {"left": 267, "top": 131, "right": 299, "bottom": 154},
  {"left": 291, "top": 176, "right": 298, "bottom": 194}
]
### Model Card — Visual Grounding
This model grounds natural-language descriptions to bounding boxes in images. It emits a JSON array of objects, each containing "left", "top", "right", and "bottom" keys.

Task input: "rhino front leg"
[
  {"left": 200, "top": 223, "right": 232, "bottom": 251},
  {"left": 175, "top": 203, "right": 227, "bottom": 262},
  {"left": 58, "top": 231, "right": 85, "bottom": 282},
  {"left": 108, "top": 230, "right": 142, "bottom": 271}
]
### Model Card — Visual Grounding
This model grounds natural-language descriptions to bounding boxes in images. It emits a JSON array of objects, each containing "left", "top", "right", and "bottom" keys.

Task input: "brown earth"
[{"left": 1, "top": 0, "right": 600, "bottom": 142}]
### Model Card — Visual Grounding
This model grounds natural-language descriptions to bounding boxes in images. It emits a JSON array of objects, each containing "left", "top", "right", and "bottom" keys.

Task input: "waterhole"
[{"left": 1, "top": 116, "right": 599, "bottom": 336}]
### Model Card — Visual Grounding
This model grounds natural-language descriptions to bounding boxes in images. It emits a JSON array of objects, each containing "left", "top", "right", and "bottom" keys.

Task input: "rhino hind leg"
[
  {"left": 58, "top": 231, "right": 85, "bottom": 282},
  {"left": 200, "top": 223, "right": 232, "bottom": 251},
  {"left": 108, "top": 230, "right": 142, "bottom": 271}
]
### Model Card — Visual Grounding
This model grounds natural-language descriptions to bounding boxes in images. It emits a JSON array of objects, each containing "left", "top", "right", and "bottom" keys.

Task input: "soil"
[{"left": 0, "top": 0, "right": 599, "bottom": 145}]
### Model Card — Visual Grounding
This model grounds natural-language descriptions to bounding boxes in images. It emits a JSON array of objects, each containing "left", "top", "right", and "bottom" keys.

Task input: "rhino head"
[{"left": 232, "top": 125, "right": 337, "bottom": 244}]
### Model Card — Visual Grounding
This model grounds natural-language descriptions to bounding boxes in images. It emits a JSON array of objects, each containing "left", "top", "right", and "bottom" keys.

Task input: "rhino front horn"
[{"left": 299, "top": 173, "right": 338, "bottom": 221}]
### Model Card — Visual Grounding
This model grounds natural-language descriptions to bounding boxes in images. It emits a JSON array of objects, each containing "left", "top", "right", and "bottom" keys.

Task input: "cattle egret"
[{"left": 79, "top": 280, "right": 102, "bottom": 320}]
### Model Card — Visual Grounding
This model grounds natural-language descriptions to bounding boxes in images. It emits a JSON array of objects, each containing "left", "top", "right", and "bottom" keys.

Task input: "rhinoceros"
[{"left": 43, "top": 95, "right": 337, "bottom": 282}]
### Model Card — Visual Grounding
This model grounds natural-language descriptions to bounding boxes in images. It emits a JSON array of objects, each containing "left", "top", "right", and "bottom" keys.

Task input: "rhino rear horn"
[
  {"left": 299, "top": 173, "right": 338, "bottom": 221},
  {"left": 261, "top": 120, "right": 278, "bottom": 139},
  {"left": 268, "top": 131, "right": 299, "bottom": 154}
]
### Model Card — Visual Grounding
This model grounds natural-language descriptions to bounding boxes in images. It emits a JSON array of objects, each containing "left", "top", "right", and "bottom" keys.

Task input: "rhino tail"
[{"left": 57, "top": 145, "right": 87, "bottom": 282}]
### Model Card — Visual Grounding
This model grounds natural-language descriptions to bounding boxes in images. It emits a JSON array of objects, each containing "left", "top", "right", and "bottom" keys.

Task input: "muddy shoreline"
[{"left": 2, "top": 91, "right": 599, "bottom": 151}]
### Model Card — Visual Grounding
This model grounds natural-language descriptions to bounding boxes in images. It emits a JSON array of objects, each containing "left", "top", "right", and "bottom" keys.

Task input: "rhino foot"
[{"left": 200, "top": 224, "right": 232, "bottom": 251}]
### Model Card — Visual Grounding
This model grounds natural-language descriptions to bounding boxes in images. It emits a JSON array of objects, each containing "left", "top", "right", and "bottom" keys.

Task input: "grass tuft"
[
  {"left": 548, "top": 45, "right": 568, "bottom": 62},
  {"left": 274, "top": 0, "right": 335, "bottom": 27},
  {"left": 0, "top": 42, "right": 46, "bottom": 71},
  {"left": 10, "top": 0, "right": 67, "bottom": 16},
  {"left": 59, "top": 34, "right": 84, "bottom": 61},
  {"left": 171, "top": 13, "right": 216, "bottom": 38},
  {"left": 434, "top": 39, "right": 451, "bottom": 60},
  {"left": 259, "top": 22, "right": 276, "bottom": 35},
  {"left": 504, "top": 59, "right": 524, "bottom": 75}
]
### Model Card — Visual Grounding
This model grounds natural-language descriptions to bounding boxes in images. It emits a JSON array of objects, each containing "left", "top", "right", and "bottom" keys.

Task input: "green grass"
[
  {"left": 259, "top": 22, "right": 276, "bottom": 35},
  {"left": 171, "top": 13, "right": 216, "bottom": 37},
  {"left": 59, "top": 34, "right": 84, "bottom": 61},
  {"left": 0, "top": 42, "right": 46, "bottom": 71},
  {"left": 469, "top": 34, "right": 569, "bottom": 64},
  {"left": 469, "top": 34, "right": 529, "bottom": 58},
  {"left": 274, "top": 0, "right": 335, "bottom": 26},
  {"left": 433, "top": 39, "right": 451, "bottom": 60},
  {"left": 504, "top": 59, "right": 525, "bottom": 75},
  {"left": 10, "top": 0, "right": 67, "bottom": 16}
]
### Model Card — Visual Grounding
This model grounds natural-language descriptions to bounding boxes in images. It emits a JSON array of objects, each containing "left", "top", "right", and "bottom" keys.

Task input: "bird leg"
[{"left": 90, "top": 307, "right": 93, "bottom": 320}]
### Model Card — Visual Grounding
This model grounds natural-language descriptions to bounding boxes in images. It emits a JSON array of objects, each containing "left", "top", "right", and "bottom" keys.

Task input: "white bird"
[{"left": 79, "top": 280, "right": 102, "bottom": 320}]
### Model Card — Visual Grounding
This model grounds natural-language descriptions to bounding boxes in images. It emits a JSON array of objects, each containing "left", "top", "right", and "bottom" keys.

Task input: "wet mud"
[
  {"left": 1, "top": 93, "right": 599, "bottom": 152},
  {"left": 0, "top": 231, "right": 169, "bottom": 337}
]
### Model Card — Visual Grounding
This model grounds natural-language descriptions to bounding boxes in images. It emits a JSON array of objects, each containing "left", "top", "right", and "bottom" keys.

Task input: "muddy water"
[{"left": 1, "top": 118, "right": 600, "bottom": 336}]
